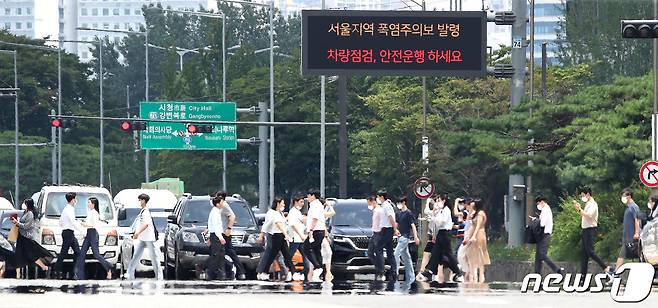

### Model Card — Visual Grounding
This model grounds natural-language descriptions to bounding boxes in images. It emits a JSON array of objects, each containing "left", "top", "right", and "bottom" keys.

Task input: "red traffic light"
[
  {"left": 51, "top": 118, "right": 61, "bottom": 128},
  {"left": 187, "top": 124, "right": 198, "bottom": 134},
  {"left": 120, "top": 121, "right": 131, "bottom": 131}
]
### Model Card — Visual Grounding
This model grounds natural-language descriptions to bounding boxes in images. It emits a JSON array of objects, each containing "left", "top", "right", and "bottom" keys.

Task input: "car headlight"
[
  {"left": 42, "top": 228, "right": 55, "bottom": 245},
  {"left": 182, "top": 231, "right": 200, "bottom": 243},
  {"left": 105, "top": 230, "right": 118, "bottom": 246}
]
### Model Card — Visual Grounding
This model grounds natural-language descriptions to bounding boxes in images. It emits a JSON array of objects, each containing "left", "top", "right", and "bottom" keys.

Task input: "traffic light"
[
  {"left": 51, "top": 118, "right": 76, "bottom": 128},
  {"left": 186, "top": 124, "right": 213, "bottom": 134},
  {"left": 120, "top": 120, "right": 148, "bottom": 132},
  {"left": 621, "top": 20, "right": 658, "bottom": 38}
]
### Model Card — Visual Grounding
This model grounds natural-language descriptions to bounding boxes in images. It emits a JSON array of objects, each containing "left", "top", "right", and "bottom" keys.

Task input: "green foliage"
[{"left": 488, "top": 239, "right": 535, "bottom": 262}]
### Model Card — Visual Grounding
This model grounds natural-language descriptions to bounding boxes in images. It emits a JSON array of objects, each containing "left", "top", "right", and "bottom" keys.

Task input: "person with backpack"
[
  {"left": 126, "top": 193, "right": 162, "bottom": 280},
  {"left": 615, "top": 188, "right": 642, "bottom": 269}
]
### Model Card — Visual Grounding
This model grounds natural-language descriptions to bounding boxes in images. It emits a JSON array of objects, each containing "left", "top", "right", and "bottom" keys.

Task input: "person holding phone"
[{"left": 572, "top": 186, "right": 612, "bottom": 278}]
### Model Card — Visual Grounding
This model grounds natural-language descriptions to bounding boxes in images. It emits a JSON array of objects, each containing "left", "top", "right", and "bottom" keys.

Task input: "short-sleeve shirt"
[
  {"left": 220, "top": 204, "right": 235, "bottom": 232},
  {"left": 622, "top": 203, "right": 640, "bottom": 243},
  {"left": 396, "top": 210, "right": 416, "bottom": 238},
  {"left": 380, "top": 201, "right": 396, "bottom": 228},
  {"left": 306, "top": 200, "right": 326, "bottom": 231},
  {"left": 85, "top": 209, "right": 102, "bottom": 230},
  {"left": 265, "top": 209, "right": 285, "bottom": 234},
  {"left": 137, "top": 208, "right": 156, "bottom": 242},
  {"left": 287, "top": 207, "right": 305, "bottom": 243}
]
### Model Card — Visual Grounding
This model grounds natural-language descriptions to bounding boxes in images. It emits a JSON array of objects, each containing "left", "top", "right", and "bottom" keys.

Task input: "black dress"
[{"left": 14, "top": 212, "right": 53, "bottom": 267}]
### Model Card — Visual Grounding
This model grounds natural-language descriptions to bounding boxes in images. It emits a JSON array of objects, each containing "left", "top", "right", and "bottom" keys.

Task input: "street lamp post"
[
  {"left": 221, "top": 0, "right": 275, "bottom": 204},
  {"left": 77, "top": 27, "right": 149, "bottom": 182}
]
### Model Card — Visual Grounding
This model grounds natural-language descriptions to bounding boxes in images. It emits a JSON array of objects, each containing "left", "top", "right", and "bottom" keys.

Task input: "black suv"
[
  {"left": 329, "top": 198, "right": 417, "bottom": 278},
  {"left": 163, "top": 195, "right": 262, "bottom": 279}
]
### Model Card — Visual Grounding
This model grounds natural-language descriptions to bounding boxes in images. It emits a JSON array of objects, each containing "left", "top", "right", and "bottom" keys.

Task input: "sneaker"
[
  {"left": 285, "top": 272, "right": 293, "bottom": 282},
  {"left": 375, "top": 275, "right": 387, "bottom": 282},
  {"left": 557, "top": 268, "right": 565, "bottom": 275},
  {"left": 237, "top": 274, "right": 247, "bottom": 280},
  {"left": 452, "top": 273, "right": 464, "bottom": 283},
  {"left": 257, "top": 273, "right": 269, "bottom": 281},
  {"left": 417, "top": 270, "right": 433, "bottom": 282},
  {"left": 604, "top": 266, "right": 616, "bottom": 281},
  {"left": 312, "top": 268, "right": 324, "bottom": 282},
  {"left": 415, "top": 273, "right": 426, "bottom": 282},
  {"left": 292, "top": 273, "right": 305, "bottom": 281}
]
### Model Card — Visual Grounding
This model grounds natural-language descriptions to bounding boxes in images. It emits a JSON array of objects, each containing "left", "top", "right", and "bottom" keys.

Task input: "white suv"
[{"left": 36, "top": 186, "right": 120, "bottom": 276}]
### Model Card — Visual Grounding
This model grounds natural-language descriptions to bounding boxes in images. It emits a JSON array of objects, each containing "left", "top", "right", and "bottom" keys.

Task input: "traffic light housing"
[
  {"left": 120, "top": 120, "right": 148, "bottom": 132},
  {"left": 51, "top": 118, "right": 76, "bottom": 128},
  {"left": 187, "top": 124, "right": 212, "bottom": 134},
  {"left": 621, "top": 20, "right": 658, "bottom": 38}
]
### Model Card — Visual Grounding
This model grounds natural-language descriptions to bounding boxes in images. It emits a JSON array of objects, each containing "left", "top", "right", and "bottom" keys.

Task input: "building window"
[
  {"left": 92, "top": 23, "right": 98, "bottom": 28},
  {"left": 114, "top": 23, "right": 119, "bottom": 29},
  {"left": 26, "top": 7, "right": 31, "bottom": 15},
  {"left": 92, "top": 8, "right": 98, "bottom": 16},
  {"left": 103, "top": 8, "right": 109, "bottom": 16},
  {"left": 103, "top": 23, "right": 110, "bottom": 29},
  {"left": 81, "top": 8, "right": 88, "bottom": 15},
  {"left": 82, "top": 51, "right": 89, "bottom": 59},
  {"left": 82, "top": 23, "right": 88, "bottom": 28},
  {"left": 4, "top": 23, "right": 10, "bottom": 29},
  {"left": 16, "top": 8, "right": 22, "bottom": 15},
  {"left": 134, "top": 9, "right": 140, "bottom": 16},
  {"left": 114, "top": 37, "right": 120, "bottom": 44},
  {"left": 82, "top": 36, "right": 88, "bottom": 41},
  {"left": 16, "top": 22, "right": 21, "bottom": 30},
  {"left": 26, "top": 22, "right": 32, "bottom": 29},
  {"left": 124, "top": 8, "right": 130, "bottom": 15},
  {"left": 113, "top": 8, "right": 119, "bottom": 16},
  {"left": 124, "top": 23, "right": 130, "bottom": 30},
  {"left": 4, "top": 8, "right": 9, "bottom": 15}
]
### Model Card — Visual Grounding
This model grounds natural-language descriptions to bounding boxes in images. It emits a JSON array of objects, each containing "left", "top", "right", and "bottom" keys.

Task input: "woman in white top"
[
  {"left": 320, "top": 199, "right": 336, "bottom": 282},
  {"left": 257, "top": 197, "right": 295, "bottom": 281},
  {"left": 74, "top": 197, "right": 112, "bottom": 279}
]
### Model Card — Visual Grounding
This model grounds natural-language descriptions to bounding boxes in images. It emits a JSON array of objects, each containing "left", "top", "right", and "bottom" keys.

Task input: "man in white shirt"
[
  {"left": 376, "top": 190, "right": 398, "bottom": 281},
  {"left": 573, "top": 186, "right": 610, "bottom": 276},
  {"left": 127, "top": 193, "right": 163, "bottom": 280},
  {"left": 287, "top": 195, "right": 309, "bottom": 280},
  {"left": 203, "top": 195, "right": 227, "bottom": 280},
  {"left": 534, "top": 196, "right": 562, "bottom": 274},
  {"left": 55, "top": 192, "right": 83, "bottom": 279},
  {"left": 215, "top": 191, "right": 246, "bottom": 280},
  {"left": 367, "top": 196, "right": 385, "bottom": 280},
  {"left": 303, "top": 189, "right": 325, "bottom": 282}
]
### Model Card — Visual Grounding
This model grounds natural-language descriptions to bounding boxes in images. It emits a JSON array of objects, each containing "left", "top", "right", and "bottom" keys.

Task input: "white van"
[
  {"left": 114, "top": 189, "right": 177, "bottom": 276},
  {"left": 36, "top": 185, "right": 120, "bottom": 276}
]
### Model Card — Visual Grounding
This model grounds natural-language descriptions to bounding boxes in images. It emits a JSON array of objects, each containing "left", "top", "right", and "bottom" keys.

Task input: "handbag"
[
  {"left": 7, "top": 225, "right": 18, "bottom": 243},
  {"left": 625, "top": 240, "right": 640, "bottom": 259}
]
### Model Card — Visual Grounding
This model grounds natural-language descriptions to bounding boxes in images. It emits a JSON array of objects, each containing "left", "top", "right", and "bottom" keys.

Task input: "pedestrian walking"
[
  {"left": 203, "top": 195, "right": 227, "bottom": 280},
  {"left": 463, "top": 199, "right": 490, "bottom": 283},
  {"left": 376, "top": 190, "right": 397, "bottom": 281},
  {"left": 287, "top": 194, "right": 309, "bottom": 281},
  {"left": 304, "top": 189, "right": 326, "bottom": 282},
  {"left": 126, "top": 194, "right": 162, "bottom": 280},
  {"left": 453, "top": 198, "right": 468, "bottom": 256},
  {"left": 320, "top": 199, "right": 336, "bottom": 282},
  {"left": 615, "top": 188, "right": 641, "bottom": 269},
  {"left": 648, "top": 195, "right": 658, "bottom": 221},
  {"left": 572, "top": 186, "right": 612, "bottom": 277},
  {"left": 417, "top": 197, "right": 439, "bottom": 281},
  {"left": 532, "top": 196, "right": 562, "bottom": 275},
  {"left": 393, "top": 196, "right": 419, "bottom": 283},
  {"left": 367, "top": 196, "right": 385, "bottom": 280},
  {"left": 11, "top": 198, "right": 51, "bottom": 278},
  {"left": 54, "top": 192, "right": 83, "bottom": 279},
  {"left": 420, "top": 194, "right": 464, "bottom": 283},
  {"left": 214, "top": 191, "right": 247, "bottom": 280},
  {"left": 257, "top": 197, "right": 294, "bottom": 282},
  {"left": 74, "top": 197, "right": 112, "bottom": 280}
]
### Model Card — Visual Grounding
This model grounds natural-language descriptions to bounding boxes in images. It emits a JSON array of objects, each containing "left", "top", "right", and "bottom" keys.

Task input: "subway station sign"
[{"left": 302, "top": 10, "right": 486, "bottom": 77}]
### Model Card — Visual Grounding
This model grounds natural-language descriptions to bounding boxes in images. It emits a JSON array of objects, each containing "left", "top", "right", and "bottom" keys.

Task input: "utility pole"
[
  {"left": 145, "top": 29, "right": 150, "bottom": 183},
  {"left": 57, "top": 42, "right": 62, "bottom": 185},
  {"left": 12, "top": 51, "right": 19, "bottom": 201},
  {"left": 654, "top": 0, "right": 658, "bottom": 161},
  {"left": 258, "top": 101, "right": 269, "bottom": 212},
  {"left": 320, "top": 0, "right": 326, "bottom": 198},
  {"left": 338, "top": 76, "right": 347, "bottom": 198},
  {"left": 51, "top": 109, "right": 56, "bottom": 184},
  {"left": 508, "top": 0, "right": 528, "bottom": 247},
  {"left": 99, "top": 41, "right": 104, "bottom": 187},
  {"left": 268, "top": 0, "right": 275, "bottom": 205}
]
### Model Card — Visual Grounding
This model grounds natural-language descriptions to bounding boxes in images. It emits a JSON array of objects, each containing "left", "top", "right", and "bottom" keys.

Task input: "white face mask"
[
  {"left": 458, "top": 204, "right": 465, "bottom": 211},
  {"left": 621, "top": 196, "right": 629, "bottom": 204},
  {"left": 648, "top": 202, "right": 655, "bottom": 210},
  {"left": 536, "top": 203, "right": 543, "bottom": 211},
  {"left": 396, "top": 203, "right": 403, "bottom": 210},
  {"left": 581, "top": 196, "right": 588, "bottom": 203},
  {"left": 21, "top": 203, "right": 26, "bottom": 210}
]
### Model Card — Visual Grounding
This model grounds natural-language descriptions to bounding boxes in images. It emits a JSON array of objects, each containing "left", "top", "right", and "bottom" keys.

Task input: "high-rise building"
[
  {"left": 273, "top": 0, "right": 395, "bottom": 17},
  {"left": 0, "top": 0, "right": 36, "bottom": 38},
  {"left": 531, "top": 0, "right": 563, "bottom": 64},
  {"left": 58, "top": 0, "right": 208, "bottom": 62}
]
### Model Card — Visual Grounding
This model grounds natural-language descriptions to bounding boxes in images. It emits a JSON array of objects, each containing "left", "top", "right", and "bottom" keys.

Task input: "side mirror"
[
  {"left": 167, "top": 215, "right": 177, "bottom": 224},
  {"left": 117, "top": 208, "right": 127, "bottom": 221}
]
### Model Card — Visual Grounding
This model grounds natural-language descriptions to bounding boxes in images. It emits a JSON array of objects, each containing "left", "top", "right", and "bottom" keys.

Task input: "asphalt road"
[{"left": 0, "top": 279, "right": 655, "bottom": 308}]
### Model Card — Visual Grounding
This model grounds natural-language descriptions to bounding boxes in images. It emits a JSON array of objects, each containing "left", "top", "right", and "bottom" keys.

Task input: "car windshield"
[
  {"left": 182, "top": 200, "right": 213, "bottom": 224},
  {"left": 45, "top": 192, "right": 114, "bottom": 220},
  {"left": 118, "top": 208, "right": 168, "bottom": 232},
  {"left": 229, "top": 201, "right": 256, "bottom": 228},
  {"left": 331, "top": 201, "right": 371, "bottom": 228}
]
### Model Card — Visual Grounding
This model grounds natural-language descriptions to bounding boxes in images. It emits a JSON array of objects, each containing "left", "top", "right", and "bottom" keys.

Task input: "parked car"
[
  {"left": 115, "top": 189, "right": 177, "bottom": 277},
  {"left": 35, "top": 185, "right": 120, "bottom": 278},
  {"left": 163, "top": 195, "right": 262, "bottom": 280},
  {"left": 328, "top": 198, "right": 417, "bottom": 279}
]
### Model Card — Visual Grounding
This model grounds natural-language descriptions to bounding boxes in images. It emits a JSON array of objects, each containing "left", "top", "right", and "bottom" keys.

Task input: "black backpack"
[{"left": 138, "top": 209, "right": 159, "bottom": 240}]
